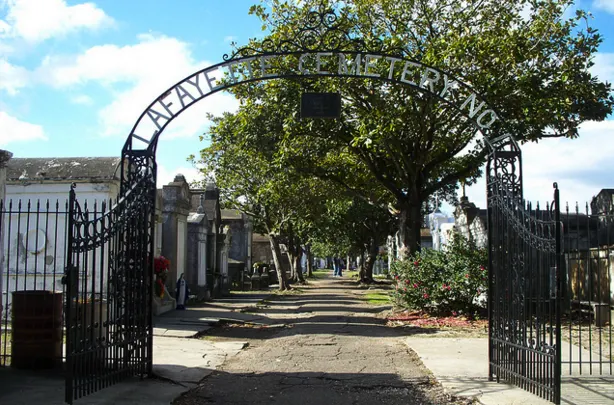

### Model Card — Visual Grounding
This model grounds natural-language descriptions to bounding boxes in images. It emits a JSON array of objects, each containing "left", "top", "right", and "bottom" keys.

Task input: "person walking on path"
[{"left": 333, "top": 257, "right": 343, "bottom": 277}]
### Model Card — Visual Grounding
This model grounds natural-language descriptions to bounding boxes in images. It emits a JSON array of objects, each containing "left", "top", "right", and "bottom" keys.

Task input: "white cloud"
[
  {"left": 1, "top": 0, "right": 113, "bottom": 43},
  {"left": 0, "top": 58, "right": 28, "bottom": 94},
  {"left": 156, "top": 163, "right": 202, "bottom": 188},
  {"left": 594, "top": 0, "right": 614, "bottom": 14},
  {"left": 465, "top": 120, "right": 614, "bottom": 208},
  {"left": 0, "top": 111, "right": 47, "bottom": 146},
  {"left": 70, "top": 94, "right": 93, "bottom": 105},
  {"left": 224, "top": 35, "right": 237, "bottom": 43},
  {"left": 37, "top": 33, "right": 239, "bottom": 140},
  {"left": 591, "top": 53, "right": 614, "bottom": 84}
]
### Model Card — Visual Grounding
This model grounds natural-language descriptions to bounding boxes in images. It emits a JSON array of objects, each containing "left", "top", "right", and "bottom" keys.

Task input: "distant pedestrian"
[{"left": 333, "top": 257, "right": 343, "bottom": 277}]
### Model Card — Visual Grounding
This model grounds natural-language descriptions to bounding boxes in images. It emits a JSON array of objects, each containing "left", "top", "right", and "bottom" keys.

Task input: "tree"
[
  {"left": 236, "top": 0, "right": 613, "bottom": 259},
  {"left": 192, "top": 111, "right": 295, "bottom": 290},
  {"left": 193, "top": 106, "right": 339, "bottom": 289},
  {"left": 308, "top": 196, "right": 396, "bottom": 282}
]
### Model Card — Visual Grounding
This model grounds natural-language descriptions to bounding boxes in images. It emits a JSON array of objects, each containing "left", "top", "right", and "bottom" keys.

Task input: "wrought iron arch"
[{"left": 64, "top": 6, "right": 559, "bottom": 405}]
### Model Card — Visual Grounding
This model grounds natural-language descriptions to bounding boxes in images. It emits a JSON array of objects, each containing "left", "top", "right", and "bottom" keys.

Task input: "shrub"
[{"left": 391, "top": 233, "right": 488, "bottom": 316}]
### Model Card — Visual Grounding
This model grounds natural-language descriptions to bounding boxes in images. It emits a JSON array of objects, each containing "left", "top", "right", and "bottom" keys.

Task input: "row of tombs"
[{"left": 0, "top": 157, "right": 284, "bottom": 328}]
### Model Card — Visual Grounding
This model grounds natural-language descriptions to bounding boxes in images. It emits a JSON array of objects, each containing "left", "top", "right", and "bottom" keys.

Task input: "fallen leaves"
[{"left": 387, "top": 311, "right": 487, "bottom": 330}]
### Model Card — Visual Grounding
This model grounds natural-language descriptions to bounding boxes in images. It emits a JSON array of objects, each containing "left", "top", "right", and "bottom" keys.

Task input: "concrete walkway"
[
  {"left": 0, "top": 299, "right": 253, "bottom": 405},
  {"left": 407, "top": 336, "right": 614, "bottom": 405},
  {"left": 4, "top": 276, "right": 611, "bottom": 404},
  {"left": 174, "top": 274, "right": 473, "bottom": 405}
]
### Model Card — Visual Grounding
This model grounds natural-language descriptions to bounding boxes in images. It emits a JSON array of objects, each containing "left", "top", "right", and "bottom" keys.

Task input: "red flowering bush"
[
  {"left": 154, "top": 256, "right": 171, "bottom": 298},
  {"left": 391, "top": 233, "right": 488, "bottom": 315}
]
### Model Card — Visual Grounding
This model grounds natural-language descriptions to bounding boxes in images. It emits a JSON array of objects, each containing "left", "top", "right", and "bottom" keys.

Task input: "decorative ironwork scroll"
[
  {"left": 65, "top": 6, "right": 543, "bottom": 404},
  {"left": 224, "top": 8, "right": 386, "bottom": 61},
  {"left": 486, "top": 137, "right": 562, "bottom": 404},
  {"left": 65, "top": 153, "right": 156, "bottom": 404}
]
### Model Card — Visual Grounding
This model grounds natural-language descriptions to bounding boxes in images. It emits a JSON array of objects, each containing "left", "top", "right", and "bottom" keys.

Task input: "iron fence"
[
  {"left": 488, "top": 188, "right": 562, "bottom": 403},
  {"left": 0, "top": 198, "right": 70, "bottom": 367},
  {"left": 561, "top": 203, "right": 614, "bottom": 376},
  {"left": 0, "top": 197, "right": 113, "bottom": 370}
]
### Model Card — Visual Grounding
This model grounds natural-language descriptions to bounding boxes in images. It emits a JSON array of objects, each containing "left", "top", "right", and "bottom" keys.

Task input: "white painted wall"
[
  {"left": 429, "top": 211, "right": 455, "bottom": 251},
  {"left": 2, "top": 180, "right": 119, "bottom": 318}
]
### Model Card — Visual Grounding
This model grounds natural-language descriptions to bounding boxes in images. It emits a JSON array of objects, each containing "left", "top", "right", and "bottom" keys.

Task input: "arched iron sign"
[{"left": 64, "top": 7, "right": 560, "bottom": 405}]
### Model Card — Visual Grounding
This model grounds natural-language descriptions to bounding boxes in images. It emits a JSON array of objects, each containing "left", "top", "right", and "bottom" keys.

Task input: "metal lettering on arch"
[
  {"left": 63, "top": 6, "right": 557, "bottom": 405},
  {"left": 127, "top": 51, "right": 500, "bottom": 150}
]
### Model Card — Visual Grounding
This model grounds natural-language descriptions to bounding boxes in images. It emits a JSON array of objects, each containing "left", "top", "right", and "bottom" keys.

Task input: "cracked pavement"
[{"left": 173, "top": 274, "right": 474, "bottom": 405}]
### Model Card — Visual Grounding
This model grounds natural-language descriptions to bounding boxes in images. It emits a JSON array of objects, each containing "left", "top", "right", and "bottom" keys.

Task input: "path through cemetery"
[{"left": 173, "top": 274, "right": 472, "bottom": 405}]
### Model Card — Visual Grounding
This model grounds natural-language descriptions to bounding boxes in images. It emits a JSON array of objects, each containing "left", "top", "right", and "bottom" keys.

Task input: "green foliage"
[
  {"left": 214, "top": 0, "right": 613, "bottom": 258},
  {"left": 363, "top": 292, "right": 390, "bottom": 305},
  {"left": 391, "top": 234, "right": 488, "bottom": 315}
]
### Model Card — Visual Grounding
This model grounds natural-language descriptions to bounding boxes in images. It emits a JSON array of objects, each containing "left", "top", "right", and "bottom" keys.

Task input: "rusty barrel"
[{"left": 11, "top": 290, "right": 63, "bottom": 369}]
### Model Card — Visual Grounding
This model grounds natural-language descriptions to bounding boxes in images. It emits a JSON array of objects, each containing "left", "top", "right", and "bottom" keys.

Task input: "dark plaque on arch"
[{"left": 300, "top": 92, "right": 341, "bottom": 119}]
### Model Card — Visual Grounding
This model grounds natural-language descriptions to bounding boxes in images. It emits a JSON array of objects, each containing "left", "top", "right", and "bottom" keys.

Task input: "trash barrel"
[{"left": 11, "top": 290, "right": 63, "bottom": 369}]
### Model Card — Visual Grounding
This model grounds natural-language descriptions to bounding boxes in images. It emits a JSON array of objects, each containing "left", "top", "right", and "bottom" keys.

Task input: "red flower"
[
  {"left": 452, "top": 311, "right": 458, "bottom": 316},
  {"left": 395, "top": 275, "right": 400, "bottom": 280},
  {"left": 423, "top": 293, "right": 429, "bottom": 299},
  {"left": 413, "top": 283, "right": 418, "bottom": 289},
  {"left": 154, "top": 256, "right": 170, "bottom": 275},
  {"left": 480, "top": 266, "right": 486, "bottom": 271},
  {"left": 465, "top": 274, "right": 470, "bottom": 279},
  {"left": 404, "top": 287, "right": 408, "bottom": 291},
  {"left": 413, "top": 261, "right": 419, "bottom": 266},
  {"left": 405, "top": 280, "right": 410, "bottom": 285}
]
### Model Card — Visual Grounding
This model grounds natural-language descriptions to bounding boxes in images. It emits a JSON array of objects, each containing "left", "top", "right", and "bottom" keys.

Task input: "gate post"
[
  {"left": 553, "top": 183, "right": 562, "bottom": 405},
  {"left": 63, "top": 183, "right": 77, "bottom": 404},
  {"left": 0, "top": 150, "right": 11, "bottom": 360},
  {"left": 486, "top": 155, "right": 495, "bottom": 382}
]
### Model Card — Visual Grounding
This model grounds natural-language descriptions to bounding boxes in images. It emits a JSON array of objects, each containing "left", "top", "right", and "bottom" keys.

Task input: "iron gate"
[
  {"left": 64, "top": 144, "right": 157, "bottom": 403},
  {"left": 486, "top": 137, "right": 562, "bottom": 404}
]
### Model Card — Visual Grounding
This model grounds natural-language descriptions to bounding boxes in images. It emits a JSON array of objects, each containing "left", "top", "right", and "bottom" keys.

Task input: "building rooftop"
[{"left": 7, "top": 157, "right": 121, "bottom": 183}]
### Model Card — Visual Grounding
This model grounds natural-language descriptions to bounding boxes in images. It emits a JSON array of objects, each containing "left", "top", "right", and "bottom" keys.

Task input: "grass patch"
[
  {"left": 308, "top": 269, "right": 331, "bottom": 279},
  {"left": 1, "top": 331, "right": 11, "bottom": 366},
  {"left": 271, "top": 288, "right": 304, "bottom": 295},
  {"left": 363, "top": 292, "right": 391, "bottom": 305}
]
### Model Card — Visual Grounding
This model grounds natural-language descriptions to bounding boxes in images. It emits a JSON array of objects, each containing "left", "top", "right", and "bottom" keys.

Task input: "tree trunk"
[
  {"left": 397, "top": 203, "right": 423, "bottom": 260},
  {"left": 305, "top": 245, "right": 313, "bottom": 277},
  {"left": 268, "top": 234, "right": 288, "bottom": 290},
  {"left": 363, "top": 238, "right": 378, "bottom": 283},
  {"left": 357, "top": 251, "right": 365, "bottom": 280},
  {"left": 293, "top": 252, "right": 305, "bottom": 283},
  {"left": 287, "top": 251, "right": 296, "bottom": 280}
]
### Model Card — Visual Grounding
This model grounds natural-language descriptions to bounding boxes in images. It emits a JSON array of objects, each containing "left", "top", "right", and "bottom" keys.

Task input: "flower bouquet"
[{"left": 154, "top": 256, "right": 171, "bottom": 299}]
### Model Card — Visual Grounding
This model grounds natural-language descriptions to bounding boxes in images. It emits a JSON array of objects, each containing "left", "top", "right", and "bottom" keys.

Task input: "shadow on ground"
[
  {"left": 155, "top": 276, "right": 445, "bottom": 341},
  {"left": 172, "top": 370, "right": 473, "bottom": 405},
  {"left": 0, "top": 367, "right": 187, "bottom": 405}
]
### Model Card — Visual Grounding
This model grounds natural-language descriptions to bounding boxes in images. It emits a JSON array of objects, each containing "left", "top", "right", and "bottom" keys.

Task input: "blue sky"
[{"left": 1, "top": 0, "right": 613, "bottom": 212}]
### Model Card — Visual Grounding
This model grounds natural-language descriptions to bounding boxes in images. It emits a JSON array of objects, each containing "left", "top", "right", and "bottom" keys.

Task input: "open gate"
[
  {"left": 486, "top": 137, "right": 562, "bottom": 403},
  {"left": 58, "top": 7, "right": 567, "bottom": 403},
  {"left": 63, "top": 141, "right": 157, "bottom": 403}
]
